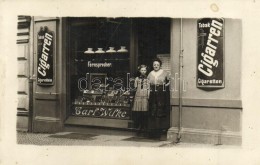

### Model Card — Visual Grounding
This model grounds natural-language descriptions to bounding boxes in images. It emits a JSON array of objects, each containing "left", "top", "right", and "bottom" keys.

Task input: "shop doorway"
[{"left": 65, "top": 17, "right": 171, "bottom": 129}]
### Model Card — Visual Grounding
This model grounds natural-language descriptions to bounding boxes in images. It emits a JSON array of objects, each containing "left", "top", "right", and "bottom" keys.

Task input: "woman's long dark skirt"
[{"left": 147, "top": 85, "right": 170, "bottom": 138}]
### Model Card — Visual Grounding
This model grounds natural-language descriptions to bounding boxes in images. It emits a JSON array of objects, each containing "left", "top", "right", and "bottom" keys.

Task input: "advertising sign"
[
  {"left": 197, "top": 18, "right": 224, "bottom": 89},
  {"left": 72, "top": 105, "right": 130, "bottom": 120},
  {"left": 37, "top": 26, "right": 54, "bottom": 85}
]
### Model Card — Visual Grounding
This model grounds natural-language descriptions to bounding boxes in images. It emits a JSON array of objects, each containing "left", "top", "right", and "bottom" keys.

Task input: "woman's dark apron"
[{"left": 147, "top": 84, "right": 170, "bottom": 134}]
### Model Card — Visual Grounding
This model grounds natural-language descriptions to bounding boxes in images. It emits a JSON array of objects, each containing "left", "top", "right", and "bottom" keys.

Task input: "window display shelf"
[
  {"left": 76, "top": 53, "right": 129, "bottom": 58},
  {"left": 72, "top": 102, "right": 130, "bottom": 107},
  {"left": 73, "top": 58, "right": 130, "bottom": 62},
  {"left": 76, "top": 51, "right": 129, "bottom": 54}
]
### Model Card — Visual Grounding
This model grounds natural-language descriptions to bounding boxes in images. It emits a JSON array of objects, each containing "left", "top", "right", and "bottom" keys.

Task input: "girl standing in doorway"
[{"left": 132, "top": 65, "right": 150, "bottom": 134}]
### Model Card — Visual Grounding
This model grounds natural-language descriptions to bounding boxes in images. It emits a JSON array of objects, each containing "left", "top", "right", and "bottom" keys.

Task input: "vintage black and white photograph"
[
  {"left": 1, "top": 1, "right": 260, "bottom": 165},
  {"left": 16, "top": 16, "right": 242, "bottom": 146}
]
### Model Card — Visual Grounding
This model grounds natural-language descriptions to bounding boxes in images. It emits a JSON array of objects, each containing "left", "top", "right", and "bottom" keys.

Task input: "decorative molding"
[
  {"left": 17, "top": 57, "right": 27, "bottom": 60},
  {"left": 65, "top": 116, "right": 131, "bottom": 129},
  {"left": 167, "top": 127, "right": 242, "bottom": 145},
  {"left": 171, "top": 98, "right": 242, "bottom": 109},
  {"left": 35, "top": 92, "right": 59, "bottom": 100},
  {"left": 17, "top": 110, "right": 29, "bottom": 116},
  {"left": 17, "top": 95, "right": 29, "bottom": 110},
  {"left": 168, "top": 127, "right": 241, "bottom": 137},
  {"left": 18, "top": 60, "right": 28, "bottom": 77},
  {"left": 17, "top": 75, "right": 28, "bottom": 78},
  {"left": 17, "top": 91, "right": 27, "bottom": 95},
  {"left": 35, "top": 116, "right": 61, "bottom": 122},
  {"left": 34, "top": 17, "right": 59, "bottom": 22},
  {"left": 17, "top": 16, "right": 31, "bottom": 44}
]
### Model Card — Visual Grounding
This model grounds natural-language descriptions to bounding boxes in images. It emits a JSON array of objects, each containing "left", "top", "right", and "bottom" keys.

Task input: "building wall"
[
  {"left": 168, "top": 18, "right": 242, "bottom": 145},
  {"left": 31, "top": 17, "right": 66, "bottom": 133},
  {"left": 19, "top": 17, "right": 242, "bottom": 145},
  {"left": 17, "top": 16, "right": 32, "bottom": 131}
]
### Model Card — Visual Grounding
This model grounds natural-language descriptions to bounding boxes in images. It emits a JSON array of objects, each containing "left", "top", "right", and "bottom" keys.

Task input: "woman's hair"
[
  {"left": 152, "top": 58, "right": 162, "bottom": 66},
  {"left": 137, "top": 64, "right": 147, "bottom": 71}
]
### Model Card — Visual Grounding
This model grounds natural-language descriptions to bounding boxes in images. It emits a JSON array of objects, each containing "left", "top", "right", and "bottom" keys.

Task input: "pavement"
[
  {"left": 17, "top": 131, "right": 172, "bottom": 147},
  {"left": 16, "top": 131, "right": 240, "bottom": 148}
]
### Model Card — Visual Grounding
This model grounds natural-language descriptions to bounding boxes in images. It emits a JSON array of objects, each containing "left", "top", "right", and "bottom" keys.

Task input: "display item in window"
[
  {"left": 84, "top": 48, "right": 94, "bottom": 54},
  {"left": 106, "top": 47, "right": 116, "bottom": 53},
  {"left": 95, "top": 48, "right": 105, "bottom": 53},
  {"left": 117, "top": 46, "right": 128, "bottom": 52}
]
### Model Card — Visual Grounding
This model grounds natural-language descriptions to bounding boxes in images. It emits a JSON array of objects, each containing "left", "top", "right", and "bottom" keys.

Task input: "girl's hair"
[
  {"left": 152, "top": 58, "right": 162, "bottom": 66},
  {"left": 137, "top": 64, "right": 147, "bottom": 71}
]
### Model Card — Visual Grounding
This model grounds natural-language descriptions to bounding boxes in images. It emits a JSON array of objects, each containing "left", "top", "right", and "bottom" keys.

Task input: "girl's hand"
[{"left": 165, "top": 82, "right": 170, "bottom": 86}]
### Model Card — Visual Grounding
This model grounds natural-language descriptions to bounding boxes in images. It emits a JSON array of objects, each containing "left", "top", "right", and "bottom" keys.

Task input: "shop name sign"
[
  {"left": 72, "top": 106, "right": 130, "bottom": 119},
  {"left": 197, "top": 18, "right": 224, "bottom": 89},
  {"left": 37, "top": 26, "right": 54, "bottom": 85}
]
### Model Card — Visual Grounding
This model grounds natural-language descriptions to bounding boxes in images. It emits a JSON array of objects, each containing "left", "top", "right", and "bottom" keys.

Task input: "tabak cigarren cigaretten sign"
[
  {"left": 197, "top": 18, "right": 224, "bottom": 89},
  {"left": 37, "top": 26, "right": 54, "bottom": 85}
]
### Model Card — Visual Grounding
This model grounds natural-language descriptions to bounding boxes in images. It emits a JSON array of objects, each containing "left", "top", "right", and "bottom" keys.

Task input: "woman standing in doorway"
[{"left": 147, "top": 58, "right": 171, "bottom": 139}]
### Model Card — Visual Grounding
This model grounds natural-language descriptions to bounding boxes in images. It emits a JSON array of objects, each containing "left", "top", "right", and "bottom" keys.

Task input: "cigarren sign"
[
  {"left": 37, "top": 26, "right": 54, "bottom": 85},
  {"left": 197, "top": 18, "right": 224, "bottom": 89}
]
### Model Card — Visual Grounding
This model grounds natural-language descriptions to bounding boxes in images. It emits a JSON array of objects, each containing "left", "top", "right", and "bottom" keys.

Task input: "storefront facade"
[{"left": 17, "top": 16, "right": 242, "bottom": 145}]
